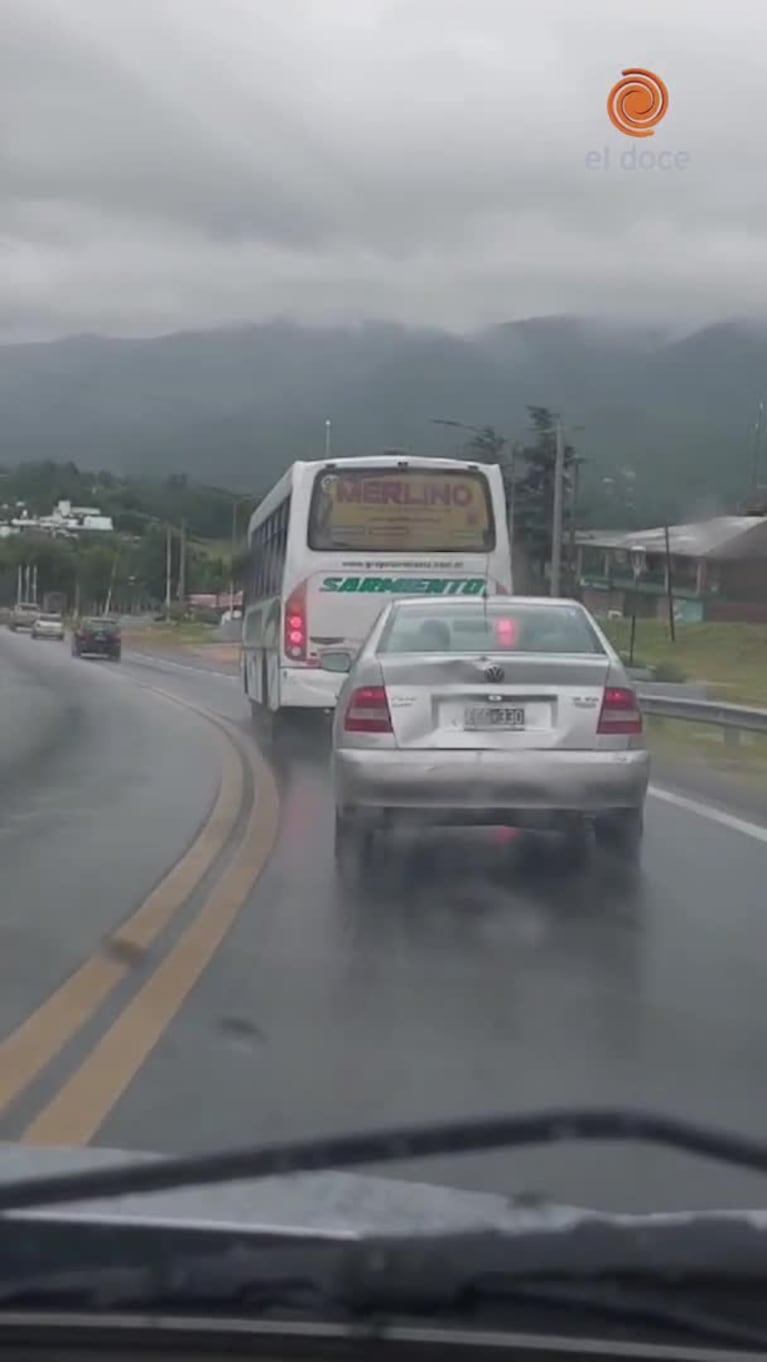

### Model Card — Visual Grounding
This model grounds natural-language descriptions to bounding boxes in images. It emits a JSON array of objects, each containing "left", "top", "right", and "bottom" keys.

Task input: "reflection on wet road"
[{"left": 2, "top": 634, "right": 767, "bottom": 1214}]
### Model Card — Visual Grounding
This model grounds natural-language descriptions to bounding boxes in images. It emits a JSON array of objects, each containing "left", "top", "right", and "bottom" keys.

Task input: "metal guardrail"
[{"left": 637, "top": 691, "right": 767, "bottom": 739}]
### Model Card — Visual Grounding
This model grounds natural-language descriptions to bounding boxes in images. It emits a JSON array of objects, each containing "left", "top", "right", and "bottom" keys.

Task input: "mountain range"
[{"left": 2, "top": 315, "right": 765, "bottom": 526}]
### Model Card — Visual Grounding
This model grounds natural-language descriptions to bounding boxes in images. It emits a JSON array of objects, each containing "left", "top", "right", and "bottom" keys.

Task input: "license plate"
[{"left": 464, "top": 705, "right": 526, "bottom": 730}]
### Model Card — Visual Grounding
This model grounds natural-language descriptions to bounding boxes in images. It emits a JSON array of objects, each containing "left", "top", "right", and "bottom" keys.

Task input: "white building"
[{"left": 8, "top": 499, "right": 114, "bottom": 536}]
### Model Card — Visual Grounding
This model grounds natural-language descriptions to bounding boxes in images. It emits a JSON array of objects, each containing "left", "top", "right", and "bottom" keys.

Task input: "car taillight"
[
  {"left": 283, "top": 584, "right": 307, "bottom": 662},
  {"left": 597, "top": 686, "right": 642, "bottom": 735},
  {"left": 343, "top": 686, "right": 393, "bottom": 733}
]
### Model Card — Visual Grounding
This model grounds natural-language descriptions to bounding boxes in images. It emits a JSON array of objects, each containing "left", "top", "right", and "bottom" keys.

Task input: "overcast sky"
[{"left": 2, "top": 0, "right": 765, "bottom": 340}]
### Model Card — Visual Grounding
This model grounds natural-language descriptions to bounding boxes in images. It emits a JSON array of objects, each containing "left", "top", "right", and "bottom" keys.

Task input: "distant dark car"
[{"left": 72, "top": 617, "right": 122, "bottom": 660}]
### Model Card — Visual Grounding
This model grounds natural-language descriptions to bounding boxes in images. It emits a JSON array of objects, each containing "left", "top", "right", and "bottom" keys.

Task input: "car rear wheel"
[{"left": 594, "top": 808, "right": 643, "bottom": 862}]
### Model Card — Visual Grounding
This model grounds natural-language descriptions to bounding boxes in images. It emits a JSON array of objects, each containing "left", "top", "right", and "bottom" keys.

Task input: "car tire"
[{"left": 595, "top": 808, "right": 643, "bottom": 862}]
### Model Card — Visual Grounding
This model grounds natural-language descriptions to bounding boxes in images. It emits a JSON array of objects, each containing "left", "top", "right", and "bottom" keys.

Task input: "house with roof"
[{"left": 575, "top": 516, "right": 767, "bottom": 623}]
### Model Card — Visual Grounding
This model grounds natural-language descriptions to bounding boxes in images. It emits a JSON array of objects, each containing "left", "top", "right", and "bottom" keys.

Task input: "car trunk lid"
[{"left": 378, "top": 653, "right": 613, "bottom": 750}]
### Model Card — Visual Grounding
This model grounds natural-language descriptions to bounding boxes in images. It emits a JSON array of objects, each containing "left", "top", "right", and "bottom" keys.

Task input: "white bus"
[{"left": 241, "top": 454, "right": 512, "bottom": 717}]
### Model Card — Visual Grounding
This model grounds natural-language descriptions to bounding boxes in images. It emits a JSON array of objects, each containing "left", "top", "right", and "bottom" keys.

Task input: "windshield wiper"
[{"left": 2, "top": 1106, "right": 767, "bottom": 1214}]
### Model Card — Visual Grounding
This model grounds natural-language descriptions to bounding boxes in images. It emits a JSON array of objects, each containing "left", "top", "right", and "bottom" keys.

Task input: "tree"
[
  {"left": 77, "top": 541, "right": 121, "bottom": 612},
  {"left": 0, "top": 460, "right": 261, "bottom": 542},
  {"left": 513, "top": 407, "right": 579, "bottom": 588},
  {"left": 460, "top": 425, "right": 516, "bottom": 523},
  {"left": 0, "top": 532, "right": 77, "bottom": 603}
]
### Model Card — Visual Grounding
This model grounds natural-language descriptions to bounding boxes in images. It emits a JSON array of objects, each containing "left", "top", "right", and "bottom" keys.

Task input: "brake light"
[
  {"left": 597, "top": 686, "right": 642, "bottom": 735},
  {"left": 283, "top": 583, "right": 307, "bottom": 662},
  {"left": 494, "top": 616, "right": 519, "bottom": 648},
  {"left": 343, "top": 686, "right": 393, "bottom": 733}
]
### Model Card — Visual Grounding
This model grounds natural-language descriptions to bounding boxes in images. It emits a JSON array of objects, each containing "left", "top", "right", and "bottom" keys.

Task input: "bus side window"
[
  {"left": 252, "top": 524, "right": 267, "bottom": 600},
  {"left": 248, "top": 494, "right": 291, "bottom": 604}
]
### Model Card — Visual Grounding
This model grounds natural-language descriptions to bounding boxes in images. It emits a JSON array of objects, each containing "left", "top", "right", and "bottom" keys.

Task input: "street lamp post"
[{"left": 751, "top": 400, "right": 765, "bottom": 499}]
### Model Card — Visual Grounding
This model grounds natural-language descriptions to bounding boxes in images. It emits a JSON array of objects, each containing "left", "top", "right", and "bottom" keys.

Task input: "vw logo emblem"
[{"left": 485, "top": 664, "right": 504, "bottom": 682}]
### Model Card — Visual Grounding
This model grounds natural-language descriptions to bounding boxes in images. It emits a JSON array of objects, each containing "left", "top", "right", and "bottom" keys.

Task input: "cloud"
[{"left": 2, "top": 0, "right": 767, "bottom": 338}]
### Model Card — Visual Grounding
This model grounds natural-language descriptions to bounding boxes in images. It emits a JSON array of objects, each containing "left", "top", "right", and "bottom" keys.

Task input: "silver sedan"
[
  {"left": 327, "top": 596, "right": 650, "bottom": 874},
  {"left": 31, "top": 612, "right": 66, "bottom": 641}
]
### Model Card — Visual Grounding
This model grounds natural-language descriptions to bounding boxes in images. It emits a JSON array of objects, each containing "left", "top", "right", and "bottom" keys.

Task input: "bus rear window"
[{"left": 307, "top": 467, "right": 496, "bottom": 553}]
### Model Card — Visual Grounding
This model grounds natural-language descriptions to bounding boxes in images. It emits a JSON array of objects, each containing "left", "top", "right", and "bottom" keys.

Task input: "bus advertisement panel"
[{"left": 308, "top": 468, "right": 495, "bottom": 555}]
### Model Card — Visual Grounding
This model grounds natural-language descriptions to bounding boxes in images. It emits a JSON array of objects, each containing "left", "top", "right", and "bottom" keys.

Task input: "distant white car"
[
  {"left": 9, "top": 603, "right": 40, "bottom": 633},
  {"left": 31, "top": 612, "right": 65, "bottom": 641}
]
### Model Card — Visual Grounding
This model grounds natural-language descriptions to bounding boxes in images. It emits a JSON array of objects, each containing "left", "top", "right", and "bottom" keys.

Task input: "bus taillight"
[{"left": 283, "top": 584, "right": 307, "bottom": 662}]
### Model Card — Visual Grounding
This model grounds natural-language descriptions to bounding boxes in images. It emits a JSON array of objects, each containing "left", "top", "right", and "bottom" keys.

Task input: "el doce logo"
[
  {"left": 607, "top": 67, "right": 668, "bottom": 137},
  {"left": 586, "top": 67, "right": 689, "bottom": 171}
]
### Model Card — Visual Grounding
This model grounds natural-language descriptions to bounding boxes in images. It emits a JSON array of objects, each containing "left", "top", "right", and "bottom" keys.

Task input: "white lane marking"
[
  {"left": 649, "top": 783, "right": 767, "bottom": 845},
  {"left": 124, "top": 653, "right": 238, "bottom": 682}
]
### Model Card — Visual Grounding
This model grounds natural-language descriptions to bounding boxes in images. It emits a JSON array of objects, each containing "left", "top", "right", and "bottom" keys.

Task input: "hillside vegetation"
[{"left": 2, "top": 316, "right": 767, "bottom": 524}]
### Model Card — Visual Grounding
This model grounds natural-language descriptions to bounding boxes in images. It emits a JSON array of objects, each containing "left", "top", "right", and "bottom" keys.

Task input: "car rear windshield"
[
  {"left": 39, "top": 613, "right": 62, "bottom": 622},
  {"left": 377, "top": 603, "right": 606, "bottom": 655},
  {"left": 307, "top": 466, "right": 496, "bottom": 552},
  {"left": 83, "top": 619, "right": 117, "bottom": 631}
]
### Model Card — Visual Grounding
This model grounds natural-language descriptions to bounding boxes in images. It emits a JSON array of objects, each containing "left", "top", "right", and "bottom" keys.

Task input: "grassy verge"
[
  {"left": 645, "top": 714, "right": 767, "bottom": 788},
  {"left": 122, "top": 620, "right": 219, "bottom": 647},
  {"left": 601, "top": 618, "right": 767, "bottom": 707},
  {"left": 196, "top": 539, "right": 231, "bottom": 560}
]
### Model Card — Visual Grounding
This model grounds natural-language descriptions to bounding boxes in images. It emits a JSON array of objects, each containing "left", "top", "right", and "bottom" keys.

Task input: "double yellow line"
[{"left": 0, "top": 685, "right": 280, "bottom": 1147}]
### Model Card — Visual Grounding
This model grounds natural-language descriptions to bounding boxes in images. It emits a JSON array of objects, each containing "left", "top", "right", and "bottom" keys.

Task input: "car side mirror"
[{"left": 321, "top": 649, "right": 353, "bottom": 674}]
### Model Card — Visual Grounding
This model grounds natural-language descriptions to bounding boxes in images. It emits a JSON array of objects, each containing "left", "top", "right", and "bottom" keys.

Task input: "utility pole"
[
  {"left": 549, "top": 422, "right": 565, "bottom": 596},
  {"left": 663, "top": 523, "right": 676, "bottom": 643},
  {"left": 105, "top": 551, "right": 119, "bottom": 616},
  {"left": 164, "top": 524, "right": 173, "bottom": 619},
  {"left": 506, "top": 441, "right": 520, "bottom": 534},
  {"left": 178, "top": 519, "right": 187, "bottom": 606},
  {"left": 568, "top": 457, "right": 581, "bottom": 596},
  {"left": 324, "top": 419, "right": 332, "bottom": 459}
]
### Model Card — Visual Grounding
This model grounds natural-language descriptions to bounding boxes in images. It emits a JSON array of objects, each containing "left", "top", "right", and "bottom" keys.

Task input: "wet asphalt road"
[{"left": 3, "top": 629, "right": 767, "bottom": 1215}]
